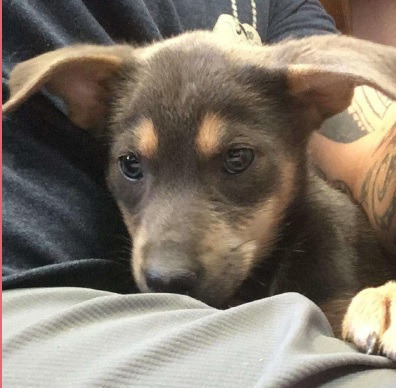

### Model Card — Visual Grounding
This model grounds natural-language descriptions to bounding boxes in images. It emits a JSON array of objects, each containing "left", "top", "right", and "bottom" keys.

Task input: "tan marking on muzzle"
[
  {"left": 131, "top": 224, "right": 150, "bottom": 292},
  {"left": 246, "top": 159, "right": 296, "bottom": 256},
  {"left": 137, "top": 118, "right": 158, "bottom": 158},
  {"left": 116, "top": 203, "right": 148, "bottom": 289},
  {"left": 201, "top": 219, "right": 255, "bottom": 274},
  {"left": 196, "top": 113, "right": 225, "bottom": 157},
  {"left": 199, "top": 158, "right": 296, "bottom": 288},
  {"left": 117, "top": 202, "right": 137, "bottom": 236}
]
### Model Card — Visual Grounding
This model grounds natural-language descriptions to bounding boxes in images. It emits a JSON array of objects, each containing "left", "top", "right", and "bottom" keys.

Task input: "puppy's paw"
[{"left": 342, "top": 281, "right": 396, "bottom": 360}]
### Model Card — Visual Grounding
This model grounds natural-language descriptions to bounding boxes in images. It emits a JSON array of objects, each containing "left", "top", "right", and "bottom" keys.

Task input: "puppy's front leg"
[
  {"left": 342, "top": 281, "right": 396, "bottom": 361},
  {"left": 320, "top": 282, "right": 396, "bottom": 360}
]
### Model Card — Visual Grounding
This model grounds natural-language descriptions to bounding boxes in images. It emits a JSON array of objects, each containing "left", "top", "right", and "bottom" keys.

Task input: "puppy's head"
[{"left": 4, "top": 32, "right": 396, "bottom": 306}]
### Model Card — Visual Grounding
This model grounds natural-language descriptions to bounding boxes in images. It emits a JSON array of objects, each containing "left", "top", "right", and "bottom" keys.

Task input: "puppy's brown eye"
[
  {"left": 119, "top": 153, "right": 143, "bottom": 181},
  {"left": 223, "top": 148, "right": 254, "bottom": 174}
]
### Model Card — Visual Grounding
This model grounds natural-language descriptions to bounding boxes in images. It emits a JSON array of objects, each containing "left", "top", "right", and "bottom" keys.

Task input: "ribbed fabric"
[{"left": 3, "top": 288, "right": 396, "bottom": 387}]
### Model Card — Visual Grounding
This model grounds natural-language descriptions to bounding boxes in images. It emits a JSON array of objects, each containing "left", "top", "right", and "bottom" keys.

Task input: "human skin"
[{"left": 310, "top": 86, "right": 396, "bottom": 255}]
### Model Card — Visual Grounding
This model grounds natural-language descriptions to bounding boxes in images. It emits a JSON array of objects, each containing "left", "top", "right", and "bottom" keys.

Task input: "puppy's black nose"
[{"left": 145, "top": 269, "right": 198, "bottom": 294}]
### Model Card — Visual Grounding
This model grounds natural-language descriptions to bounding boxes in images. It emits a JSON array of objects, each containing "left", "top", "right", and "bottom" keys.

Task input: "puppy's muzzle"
[{"left": 143, "top": 243, "right": 201, "bottom": 295}]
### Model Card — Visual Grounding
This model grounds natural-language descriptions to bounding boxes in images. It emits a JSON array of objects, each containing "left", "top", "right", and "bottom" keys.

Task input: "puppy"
[{"left": 3, "top": 31, "right": 396, "bottom": 359}]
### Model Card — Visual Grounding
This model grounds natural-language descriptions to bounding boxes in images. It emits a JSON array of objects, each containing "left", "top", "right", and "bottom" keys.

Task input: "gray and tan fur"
[{"left": 3, "top": 31, "right": 396, "bottom": 359}]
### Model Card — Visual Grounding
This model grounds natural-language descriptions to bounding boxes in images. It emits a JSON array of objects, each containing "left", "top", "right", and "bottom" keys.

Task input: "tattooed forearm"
[
  {"left": 359, "top": 129, "right": 396, "bottom": 253},
  {"left": 316, "top": 86, "right": 396, "bottom": 254},
  {"left": 361, "top": 154, "right": 396, "bottom": 229}
]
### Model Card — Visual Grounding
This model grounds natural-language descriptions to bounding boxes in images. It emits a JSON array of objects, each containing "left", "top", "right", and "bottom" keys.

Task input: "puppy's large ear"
[
  {"left": 2, "top": 45, "right": 134, "bottom": 129},
  {"left": 254, "top": 35, "right": 396, "bottom": 124}
]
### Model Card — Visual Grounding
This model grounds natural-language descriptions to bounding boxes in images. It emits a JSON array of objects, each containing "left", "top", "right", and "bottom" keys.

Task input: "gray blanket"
[{"left": 3, "top": 288, "right": 395, "bottom": 387}]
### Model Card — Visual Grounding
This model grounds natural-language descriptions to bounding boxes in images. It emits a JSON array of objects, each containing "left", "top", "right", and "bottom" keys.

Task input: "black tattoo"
[
  {"left": 320, "top": 86, "right": 393, "bottom": 144},
  {"left": 360, "top": 131, "right": 396, "bottom": 232},
  {"left": 375, "top": 89, "right": 393, "bottom": 115},
  {"left": 373, "top": 125, "right": 396, "bottom": 155},
  {"left": 353, "top": 97, "right": 376, "bottom": 133},
  {"left": 320, "top": 111, "right": 369, "bottom": 143},
  {"left": 363, "top": 87, "right": 392, "bottom": 119}
]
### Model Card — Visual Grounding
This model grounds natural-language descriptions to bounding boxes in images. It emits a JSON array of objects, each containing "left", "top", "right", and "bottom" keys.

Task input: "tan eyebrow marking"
[
  {"left": 137, "top": 118, "right": 158, "bottom": 158},
  {"left": 196, "top": 113, "right": 225, "bottom": 157}
]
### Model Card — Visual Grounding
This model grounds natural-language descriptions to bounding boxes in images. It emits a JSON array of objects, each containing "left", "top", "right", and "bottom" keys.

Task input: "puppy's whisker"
[{"left": 230, "top": 239, "right": 256, "bottom": 252}]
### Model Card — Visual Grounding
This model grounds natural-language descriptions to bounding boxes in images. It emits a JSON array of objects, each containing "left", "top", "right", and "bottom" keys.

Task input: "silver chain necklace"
[{"left": 230, "top": 0, "right": 257, "bottom": 30}]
